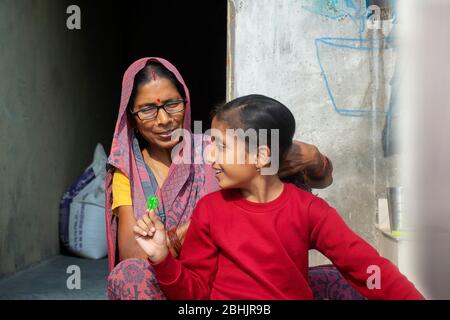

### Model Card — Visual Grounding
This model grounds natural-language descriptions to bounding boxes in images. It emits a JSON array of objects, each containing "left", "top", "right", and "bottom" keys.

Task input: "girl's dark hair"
[
  {"left": 212, "top": 94, "right": 311, "bottom": 191},
  {"left": 127, "top": 61, "right": 186, "bottom": 113},
  {"left": 211, "top": 94, "right": 296, "bottom": 163},
  {"left": 128, "top": 61, "right": 186, "bottom": 148}
]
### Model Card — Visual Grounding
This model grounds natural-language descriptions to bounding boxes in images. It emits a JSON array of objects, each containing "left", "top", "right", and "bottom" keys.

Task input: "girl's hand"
[{"left": 133, "top": 209, "right": 168, "bottom": 264}]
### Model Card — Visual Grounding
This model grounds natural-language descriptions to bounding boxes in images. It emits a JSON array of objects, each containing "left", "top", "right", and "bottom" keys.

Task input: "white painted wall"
[{"left": 229, "top": 0, "right": 397, "bottom": 265}]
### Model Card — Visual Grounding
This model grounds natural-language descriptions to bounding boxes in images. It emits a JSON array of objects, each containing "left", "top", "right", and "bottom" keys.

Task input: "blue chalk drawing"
[
  {"left": 306, "top": 0, "right": 397, "bottom": 117},
  {"left": 315, "top": 37, "right": 394, "bottom": 117},
  {"left": 303, "top": 0, "right": 361, "bottom": 21}
]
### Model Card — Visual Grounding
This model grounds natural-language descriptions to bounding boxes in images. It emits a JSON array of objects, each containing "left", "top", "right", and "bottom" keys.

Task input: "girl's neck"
[{"left": 239, "top": 175, "right": 284, "bottom": 203}]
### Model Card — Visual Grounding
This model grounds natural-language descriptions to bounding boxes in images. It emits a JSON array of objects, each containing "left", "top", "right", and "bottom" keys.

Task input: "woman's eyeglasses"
[{"left": 130, "top": 99, "right": 186, "bottom": 120}]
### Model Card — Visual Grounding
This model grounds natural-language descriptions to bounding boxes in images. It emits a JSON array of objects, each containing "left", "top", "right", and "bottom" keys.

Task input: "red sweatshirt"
[{"left": 152, "top": 183, "right": 424, "bottom": 300}]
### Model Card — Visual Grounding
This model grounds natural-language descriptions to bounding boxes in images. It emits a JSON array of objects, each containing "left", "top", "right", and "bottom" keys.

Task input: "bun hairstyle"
[{"left": 211, "top": 94, "right": 311, "bottom": 192}]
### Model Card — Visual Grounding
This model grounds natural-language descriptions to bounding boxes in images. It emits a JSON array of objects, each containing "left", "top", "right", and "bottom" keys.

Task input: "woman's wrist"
[{"left": 167, "top": 227, "right": 183, "bottom": 257}]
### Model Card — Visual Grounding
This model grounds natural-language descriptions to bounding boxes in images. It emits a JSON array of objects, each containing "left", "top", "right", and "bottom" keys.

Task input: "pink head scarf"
[{"left": 105, "top": 57, "right": 218, "bottom": 271}]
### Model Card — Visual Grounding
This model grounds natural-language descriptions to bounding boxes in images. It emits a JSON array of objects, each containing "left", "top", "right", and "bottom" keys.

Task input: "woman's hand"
[
  {"left": 279, "top": 140, "right": 333, "bottom": 189},
  {"left": 133, "top": 209, "right": 169, "bottom": 264},
  {"left": 176, "top": 220, "right": 191, "bottom": 244},
  {"left": 166, "top": 219, "right": 191, "bottom": 258},
  {"left": 279, "top": 140, "right": 323, "bottom": 177}
]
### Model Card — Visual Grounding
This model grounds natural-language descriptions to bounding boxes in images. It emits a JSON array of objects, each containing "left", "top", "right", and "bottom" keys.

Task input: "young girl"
[{"left": 133, "top": 94, "right": 424, "bottom": 300}]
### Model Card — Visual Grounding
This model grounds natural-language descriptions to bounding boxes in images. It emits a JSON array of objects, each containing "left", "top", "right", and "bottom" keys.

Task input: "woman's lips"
[{"left": 158, "top": 129, "right": 175, "bottom": 139}]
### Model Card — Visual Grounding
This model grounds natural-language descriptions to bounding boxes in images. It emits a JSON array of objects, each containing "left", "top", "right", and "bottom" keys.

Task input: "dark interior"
[{"left": 83, "top": 0, "right": 227, "bottom": 152}]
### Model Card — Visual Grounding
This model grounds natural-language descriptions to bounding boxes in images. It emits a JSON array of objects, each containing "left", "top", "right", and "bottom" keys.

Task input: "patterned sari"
[{"left": 105, "top": 57, "right": 219, "bottom": 299}]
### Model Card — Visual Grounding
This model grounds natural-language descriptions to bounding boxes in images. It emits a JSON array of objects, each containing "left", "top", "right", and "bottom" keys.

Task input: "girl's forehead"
[
  {"left": 211, "top": 118, "right": 237, "bottom": 138},
  {"left": 210, "top": 122, "right": 248, "bottom": 147},
  {"left": 211, "top": 117, "right": 228, "bottom": 131}
]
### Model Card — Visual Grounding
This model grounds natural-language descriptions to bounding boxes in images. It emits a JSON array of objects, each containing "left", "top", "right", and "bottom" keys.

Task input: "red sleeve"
[
  {"left": 308, "top": 197, "right": 424, "bottom": 300},
  {"left": 151, "top": 199, "right": 219, "bottom": 300}
]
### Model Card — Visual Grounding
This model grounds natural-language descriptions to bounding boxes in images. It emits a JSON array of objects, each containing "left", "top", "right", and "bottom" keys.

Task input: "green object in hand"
[{"left": 146, "top": 196, "right": 159, "bottom": 211}]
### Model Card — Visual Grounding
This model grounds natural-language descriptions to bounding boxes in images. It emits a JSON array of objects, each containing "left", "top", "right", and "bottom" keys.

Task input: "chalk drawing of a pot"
[{"left": 315, "top": 36, "right": 394, "bottom": 117}]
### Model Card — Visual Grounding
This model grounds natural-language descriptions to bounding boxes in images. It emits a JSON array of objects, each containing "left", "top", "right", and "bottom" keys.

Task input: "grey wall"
[
  {"left": 0, "top": 0, "right": 120, "bottom": 276},
  {"left": 228, "top": 0, "right": 396, "bottom": 265}
]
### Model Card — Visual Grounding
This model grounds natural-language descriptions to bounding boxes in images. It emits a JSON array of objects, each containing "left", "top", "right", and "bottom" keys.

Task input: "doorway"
[{"left": 92, "top": 0, "right": 228, "bottom": 136}]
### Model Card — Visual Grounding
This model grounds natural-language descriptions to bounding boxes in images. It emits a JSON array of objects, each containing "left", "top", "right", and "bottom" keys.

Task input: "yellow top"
[{"left": 112, "top": 169, "right": 132, "bottom": 211}]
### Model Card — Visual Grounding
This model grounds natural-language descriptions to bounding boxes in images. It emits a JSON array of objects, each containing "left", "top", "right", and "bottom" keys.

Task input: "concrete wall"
[
  {"left": 0, "top": 0, "right": 119, "bottom": 276},
  {"left": 228, "top": 0, "right": 396, "bottom": 265}
]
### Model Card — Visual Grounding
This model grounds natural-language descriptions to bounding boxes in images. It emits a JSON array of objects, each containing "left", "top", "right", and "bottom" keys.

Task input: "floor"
[{"left": 0, "top": 255, "right": 109, "bottom": 300}]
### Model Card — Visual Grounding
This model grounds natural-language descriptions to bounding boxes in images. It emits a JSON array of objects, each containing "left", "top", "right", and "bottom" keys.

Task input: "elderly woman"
[{"left": 106, "top": 57, "right": 333, "bottom": 300}]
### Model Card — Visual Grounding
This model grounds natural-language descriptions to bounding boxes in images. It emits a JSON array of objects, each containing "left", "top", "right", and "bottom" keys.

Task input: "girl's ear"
[{"left": 256, "top": 145, "right": 271, "bottom": 169}]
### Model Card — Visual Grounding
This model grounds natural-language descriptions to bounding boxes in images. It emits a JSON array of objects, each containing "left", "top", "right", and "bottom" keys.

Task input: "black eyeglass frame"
[{"left": 129, "top": 99, "right": 187, "bottom": 120}]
